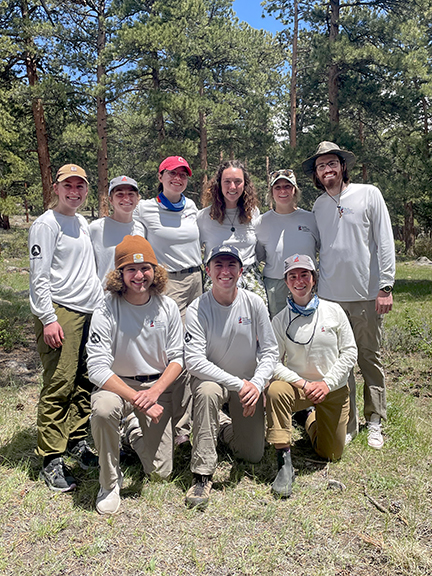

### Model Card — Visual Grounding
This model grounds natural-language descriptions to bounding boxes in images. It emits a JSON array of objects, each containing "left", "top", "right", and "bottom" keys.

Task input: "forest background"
[{"left": 1, "top": 0, "right": 432, "bottom": 257}]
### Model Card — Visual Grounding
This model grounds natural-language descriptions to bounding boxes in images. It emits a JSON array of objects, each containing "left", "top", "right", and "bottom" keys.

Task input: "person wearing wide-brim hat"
[
  {"left": 255, "top": 168, "right": 319, "bottom": 318},
  {"left": 302, "top": 141, "right": 395, "bottom": 450},
  {"left": 87, "top": 235, "right": 183, "bottom": 515}
]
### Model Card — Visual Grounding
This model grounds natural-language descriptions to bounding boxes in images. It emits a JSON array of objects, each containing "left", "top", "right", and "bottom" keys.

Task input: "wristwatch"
[{"left": 380, "top": 285, "right": 393, "bottom": 293}]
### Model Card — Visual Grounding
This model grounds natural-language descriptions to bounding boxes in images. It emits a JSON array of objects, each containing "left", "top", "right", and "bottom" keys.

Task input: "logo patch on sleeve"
[
  {"left": 184, "top": 332, "right": 192, "bottom": 343},
  {"left": 31, "top": 245, "right": 41, "bottom": 257},
  {"left": 90, "top": 332, "right": 101, "bottom": 344}
]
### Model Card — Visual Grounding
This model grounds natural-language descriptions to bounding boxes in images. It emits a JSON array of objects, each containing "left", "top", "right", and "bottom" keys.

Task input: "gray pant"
[
  {"left": 190, "top": 378, "right": 265, "bottom": 476},
  {"left": 91, "top": 379, "right": 173, "bottom": 490},
  {"left": 263, "top": 277, "right": 289, "bottom": 319},
  {"left": 337, "top": 300, "right": 386, "bottom": 435}
]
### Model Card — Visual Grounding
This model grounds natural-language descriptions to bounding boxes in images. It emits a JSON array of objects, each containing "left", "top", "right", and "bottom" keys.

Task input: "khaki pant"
[
  {"left": 263, "top": 277, "right": 289, "bottom": 319},
  {"left": 338, "top": 300, "right": 386, "bottom": 436},
  {"left": 91, "top": 379, "right": 173, "bottom": 490},
  {"left": 190, "top": 378, "right": 265, "bottom": 476},
  {"left": 34, "top": 305, "right": 92, "bottom": 458},
  {"left": 167, "top": 269, "right": 202, "bottom": 437},
  {"left": 265, "top": 380, "right": 350, "bottom": 461}
]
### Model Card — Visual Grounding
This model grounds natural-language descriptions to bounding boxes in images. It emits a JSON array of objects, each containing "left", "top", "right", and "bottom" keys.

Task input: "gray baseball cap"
[
  {"left": 284, "top": 254, "right": 316, "bottom": 276},
  {"left": 109, "top": 175, "right": 139, "bottom": 195}
]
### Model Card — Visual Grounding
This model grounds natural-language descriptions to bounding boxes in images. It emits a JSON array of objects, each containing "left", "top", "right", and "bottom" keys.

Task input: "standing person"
[
  {"left": 29, "top": 164, "right": 104, "bottom": 492},
  {"left": 266, "top": 254, "right": 357, "bottom": 497},
  {"left": 255, "top": 169, "right": 319, "bottom": 318},
  {"left": 87, "top": 236, "right": 183, "bottom": 515},
  {"left": 302, "top": 141, "right": 395, "bottom": 449},
  {"left": 134, "top": 155, "right": 201, "bottom": 446},
  {"left": 184, "top": 245, "right": 278, "bottom": 509},
  {"left": 89, "top": 175, "right": 144, "bottom": 283},
  {"left": 197, "top": 160, "right": 266, "bottom": 301}
]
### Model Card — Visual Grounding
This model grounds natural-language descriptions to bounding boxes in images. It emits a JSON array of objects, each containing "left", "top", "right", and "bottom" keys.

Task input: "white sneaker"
[
  {"left": 367, "top": 422, "right": 384, "bottom": 449},
  {"left": 345, "top": 432, "right": 353, "bottom": 445},
  {"left": 96, "top": 472, "right": 123, "bottom": 515}
]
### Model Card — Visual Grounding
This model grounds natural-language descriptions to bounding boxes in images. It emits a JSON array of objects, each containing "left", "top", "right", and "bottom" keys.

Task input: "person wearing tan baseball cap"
[
  {"left": 303, "top": 141, "right": 395, "bottom": 450},
  {"left": 29, "top": 162, "right": 104, "bottom": 492},
  {"left": 87, "top": 235, "right": 184, "bottom": 515},
  {"left": 265, "top": 253, "right": 357, "bottom": 497}
]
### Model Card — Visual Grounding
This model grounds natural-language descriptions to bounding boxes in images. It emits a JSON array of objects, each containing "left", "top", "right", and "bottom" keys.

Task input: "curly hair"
[
  {"left": 312, "top": 155, "right": 350, "bottom": 191},
  {"left": 202, "top": 160, "right": 258, "bottom": 224},
  {"left": 105, "top": 264, "right": 168, "bottom": 297}
]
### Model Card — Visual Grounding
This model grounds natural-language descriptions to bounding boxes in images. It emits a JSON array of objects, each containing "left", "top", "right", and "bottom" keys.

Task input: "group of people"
[{"left": 28, "top": 141, "right": 395, "bottom": 514}]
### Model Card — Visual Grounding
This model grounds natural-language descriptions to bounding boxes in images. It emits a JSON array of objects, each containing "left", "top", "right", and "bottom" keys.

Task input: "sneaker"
[
  {"left": 367, "top": 422, "right": 384, "bottom": 449},
  {"left": 68, "top": 440, "right": 99, "bottom": 470},
  {"left": 39, "top": 457, "right": 77, "bottom": 492},
  {"left": 272, "top": 449, "right": 295, "bottom": 498},
  {"left": 96, "top": 472, "right": 124, "bottom": 516},
  {"left": 185, "top": 474, "right": 213, "bottom": 509}
]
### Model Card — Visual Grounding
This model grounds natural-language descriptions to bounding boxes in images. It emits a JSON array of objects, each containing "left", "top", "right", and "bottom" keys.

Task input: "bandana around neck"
[
  {"left": 157, "top": 192, "right": 186, "bottom": 212},
  {"left": 287, "top": 294, "right": 319, "bottom": 316}
]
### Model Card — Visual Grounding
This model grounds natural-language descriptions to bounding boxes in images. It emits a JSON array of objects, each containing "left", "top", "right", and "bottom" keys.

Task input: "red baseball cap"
[{"left": 158, "top": 156, "right": 192, "bottom": 176}]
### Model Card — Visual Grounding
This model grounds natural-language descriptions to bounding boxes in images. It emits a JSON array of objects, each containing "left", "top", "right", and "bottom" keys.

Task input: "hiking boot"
[
  {"left": 68, "top": 440, "right": 99, "bottom": 470},
  {"left": 272, "top": 449, "right": 295, "bottom": 498},
  {"left": 96, "top": 472, "right": 124, "bottom": 516},
  {"left": 185, "top": 474, "right": 213, "bottom": 509},
  {"left": 39, "top": 457, "right": 77, "bottom": 492},
  {"left": 367, "top": 422, "right": 384, "bottom": 449}
]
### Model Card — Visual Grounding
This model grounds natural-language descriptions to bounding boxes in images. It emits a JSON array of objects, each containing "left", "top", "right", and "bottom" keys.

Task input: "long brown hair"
[{"left": 202, "top": 160, "right": 258, "bottom": 224}]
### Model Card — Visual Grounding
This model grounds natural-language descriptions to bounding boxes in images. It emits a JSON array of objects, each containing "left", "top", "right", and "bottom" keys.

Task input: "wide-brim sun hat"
[{"left": 302, "top": 141, "right": 356, "bottom": 178}]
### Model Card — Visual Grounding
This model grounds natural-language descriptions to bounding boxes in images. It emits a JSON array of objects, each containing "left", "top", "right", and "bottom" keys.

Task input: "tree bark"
[
  {"left": 96, "top": 2, "right": 109, "bottom": 217},
  {"left": 21, "top": 0, "right": 53, "bottom": 210},
  {"left": 199, "top": 78, "right": 208, "bottom": 196},
  {"left": 328, "top": 0, "right": 340, "bottom": 134},
  {"left": 404, "top": 200, "right": 415, "bottom": 256},
  {"left": 290, "top": 0, "right": 298, "bottom": 148}
]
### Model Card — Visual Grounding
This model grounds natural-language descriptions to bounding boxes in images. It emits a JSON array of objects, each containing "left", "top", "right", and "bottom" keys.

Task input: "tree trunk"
[
  {"left": 328, "top": 0, "right": 340, "bottom": 134},
  {"left": 404, "top": 200, "right": 415, "bottom": 256},
  {"left": 152, "top": 63, "right": 165, "bottom": 144},
  {"left": 96, "top": 2, "right": 109, "bottom": 217},
  {"left": 290, "top": 0, "right": 298, "bottom": 148},
  {"left": 21, "top": 0, "right": 53, "bottom": 210},
  {"left": 199, "top": 79, "right": 208, "bottom": 196}
]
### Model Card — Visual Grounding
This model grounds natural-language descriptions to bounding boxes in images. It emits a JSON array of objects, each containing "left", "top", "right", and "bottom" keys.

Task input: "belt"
[
  {"left": 168, "top": 266, "right": 202, "bottom": 275},
  {"left": 120, "top": 374, "right": 162, "bottom": 383}
]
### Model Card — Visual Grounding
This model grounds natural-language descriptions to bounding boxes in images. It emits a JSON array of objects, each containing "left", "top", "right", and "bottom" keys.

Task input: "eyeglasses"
[{"left": 315, "top": 160, "right": 340, "bottom": 172}]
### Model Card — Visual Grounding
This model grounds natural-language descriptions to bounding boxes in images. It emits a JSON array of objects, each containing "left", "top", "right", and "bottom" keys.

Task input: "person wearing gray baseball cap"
[
  {"left": 265, "top": 253, "right": 357, "bottom": 497},
  {"left": 255, "top": 169, "right": 319, "bottom": 318},
  {"left": 303, "top": 141, "right": 395, "bottom": 450},
  {"left": 89, "top": 175, "right": 144, "bottom": 285}
]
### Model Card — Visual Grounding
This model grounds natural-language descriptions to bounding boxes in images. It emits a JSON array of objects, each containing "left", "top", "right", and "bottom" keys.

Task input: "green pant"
[
  {"left": 265, "top": 380, "right": 350, "bottom": 461},
  {"left": 35, "top": 304, "right": 92, "bottom": 457}
]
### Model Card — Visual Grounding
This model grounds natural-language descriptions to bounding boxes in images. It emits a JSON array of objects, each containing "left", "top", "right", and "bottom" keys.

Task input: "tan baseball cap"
[{"left": 56, "top": 164, "right": 89, "bottom": 184}]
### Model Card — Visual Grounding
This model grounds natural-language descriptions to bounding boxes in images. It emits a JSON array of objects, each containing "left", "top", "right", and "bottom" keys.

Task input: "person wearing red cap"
[
  {"left": 133, "top": 156, "right": 202, "bottom": 447},
  {"left": 87, "top": 235, "right": 183, "bottom": 515},
  {"left": 89, "top": 175, "right": 144, "bottom": 285},
  {"left": 29, "top": 164, "right": 104, "bottom": 492}
]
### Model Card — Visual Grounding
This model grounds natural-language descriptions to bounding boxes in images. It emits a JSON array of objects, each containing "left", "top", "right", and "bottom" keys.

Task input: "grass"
[{"left": 0, "top": 225, "right": 431, "bottom": 575}]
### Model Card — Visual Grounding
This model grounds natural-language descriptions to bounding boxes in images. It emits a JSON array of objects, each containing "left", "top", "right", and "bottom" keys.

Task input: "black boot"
[{"left": 272, "top": 449, "right": 295, "bottom": 498}]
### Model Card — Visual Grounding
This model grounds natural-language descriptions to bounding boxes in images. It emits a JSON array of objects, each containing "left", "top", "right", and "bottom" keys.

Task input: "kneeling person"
[
  {"left": 266, "top": 254, "right": 357, "bottom": 498},
  {"left": 184, "top": 245, "right": 278, "bottom": 509},
  {"left": 87, "top": 236, "right": 183, "bottom": 515}
]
